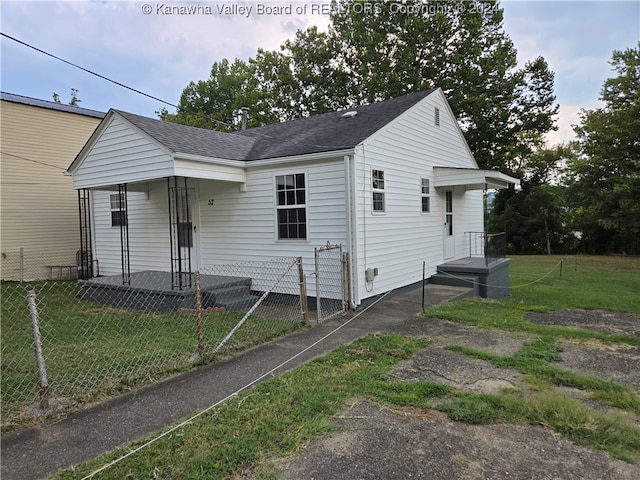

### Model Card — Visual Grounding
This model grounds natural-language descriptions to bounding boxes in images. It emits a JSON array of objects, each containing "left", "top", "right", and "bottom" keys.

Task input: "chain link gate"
[{"left": 314, "top": 243, "right": 348, "bottom": 324}]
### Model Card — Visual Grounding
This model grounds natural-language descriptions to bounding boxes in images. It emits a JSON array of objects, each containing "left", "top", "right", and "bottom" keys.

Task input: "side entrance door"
[{"left": 444, "top": 190, "right": 455, "bottom": 259}]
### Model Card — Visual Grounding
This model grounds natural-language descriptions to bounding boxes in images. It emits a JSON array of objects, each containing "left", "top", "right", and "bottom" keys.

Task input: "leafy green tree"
[
  {"left": 163, "top": 0, "right": 558, "bottom": 163},
  {"left": 488, "top": 144, "right": 577, "bottom": 254},
  {"left": 567, "top": 43, "right": 640, "bottom": 254},
  {"left": 158, "top": 58, "right": 278, "bottom": 130},
  {"left": 320, "top": 0, "right": 558, "bottom": 172}
]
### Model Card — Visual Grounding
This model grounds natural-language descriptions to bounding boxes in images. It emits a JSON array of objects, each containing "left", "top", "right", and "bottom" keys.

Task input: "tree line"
[{"left": 158, "top": 0, "right": 639, "bottom": 255}]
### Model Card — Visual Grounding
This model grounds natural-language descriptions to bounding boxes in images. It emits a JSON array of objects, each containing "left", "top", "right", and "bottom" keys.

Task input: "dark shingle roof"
[
  {"left": 237, "top": 89, "right": 436, "bottom": 160},
  {"left": 115, "top": 110, "right": 255, "bottom": 161},
  {"left": 1, "top": 91, "right": 106, "bottom": 119},
  {"left": 112, "top": 89, "right": 436, "bottom": 161}
]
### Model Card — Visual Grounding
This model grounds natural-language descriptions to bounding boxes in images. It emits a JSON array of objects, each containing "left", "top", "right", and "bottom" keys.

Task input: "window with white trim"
[
  {"left": 421, "top": 178, "right": 430, "bottom": 213},
  {"left": 110, "top": 193, "right": 127, "bottom": 227},
  {"left": 372, "top": 169, "right": 385, "bottom": 213},
  {"left": 276, "top": 173, "right": 307, "bottom": 240}
]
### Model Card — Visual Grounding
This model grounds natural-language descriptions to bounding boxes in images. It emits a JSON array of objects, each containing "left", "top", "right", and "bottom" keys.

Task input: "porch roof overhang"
[{"left": 433, "top": 167, "right": 520, "bottom": 190}]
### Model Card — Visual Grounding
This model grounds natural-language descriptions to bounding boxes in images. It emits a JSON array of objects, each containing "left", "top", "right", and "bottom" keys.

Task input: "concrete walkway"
[{"left": 1, "top": 284, "right": 469, "bottom": 480}]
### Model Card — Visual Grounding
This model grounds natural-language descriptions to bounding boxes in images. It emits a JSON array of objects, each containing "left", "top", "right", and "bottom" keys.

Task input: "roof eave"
[{"left": 246, "top": 148, "right": 356, "bottom": 167}]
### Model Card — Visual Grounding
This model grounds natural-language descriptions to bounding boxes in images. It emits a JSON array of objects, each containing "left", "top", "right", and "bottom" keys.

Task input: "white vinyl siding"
[
  {"left": 92, "top": 181, "right": 171, "bottom": 275},
  {"left": 72, "top": 116, "right": 174, "bottom": 189},
  {"left": 352, "top": 89, "right": 480, "bottom": 301}
]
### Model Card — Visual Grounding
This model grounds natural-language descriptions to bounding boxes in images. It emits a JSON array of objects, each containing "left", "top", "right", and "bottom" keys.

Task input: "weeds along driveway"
[{"left": 279, "top": 311, "right": 640, "bottom": 480}]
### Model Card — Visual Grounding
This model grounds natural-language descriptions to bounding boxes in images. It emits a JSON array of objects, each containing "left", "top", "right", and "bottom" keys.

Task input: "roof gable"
[{"left": 114, "top": 110, "right": 255, "bottom": 161}]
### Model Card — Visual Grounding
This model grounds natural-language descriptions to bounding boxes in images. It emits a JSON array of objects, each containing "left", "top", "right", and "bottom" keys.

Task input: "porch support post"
[
  {"left": 77, "top": 189, "right": 93, "bottom": 280},
  {"left": 119, "top": 183, "right": 130, "bottom": 285}
]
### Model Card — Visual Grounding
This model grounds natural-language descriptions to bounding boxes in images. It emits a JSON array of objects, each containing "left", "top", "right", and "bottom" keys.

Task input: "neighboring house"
[
  {"left": 0, "top": 92, "right": 105, "bottom": 281},
  {"left": 67, "top": 88, "right": 517, "bottom": 307}
]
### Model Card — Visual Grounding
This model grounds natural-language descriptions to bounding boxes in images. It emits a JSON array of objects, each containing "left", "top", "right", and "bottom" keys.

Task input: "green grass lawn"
[
  {"left": 48, "top": 255, "right": 640, "bottom": 479},
  {"left": 1, "top": 281, "right": 304, "bottom": 432}
]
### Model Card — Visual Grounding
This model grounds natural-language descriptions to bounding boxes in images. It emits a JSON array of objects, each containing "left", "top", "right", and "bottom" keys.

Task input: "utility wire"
[
  {"left": 1, "top": 32, "right": 179, "bottom": 109},
  {"left": 0, "top": 151, "right": 67, "bottom": 171},
  {"left": 81, "top": 288, "right": 394, "bottom": 479}
]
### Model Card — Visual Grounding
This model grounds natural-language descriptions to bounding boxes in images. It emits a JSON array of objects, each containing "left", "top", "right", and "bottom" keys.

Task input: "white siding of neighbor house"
[
  {"left": 351, "top": 89, "right": 480, "bottom": 302},
  {"left": 91, "top": 180, "right": 171, "bottom": 276},
  {"left": 73, "top": 115, "right": 175, "bottom": 189}
]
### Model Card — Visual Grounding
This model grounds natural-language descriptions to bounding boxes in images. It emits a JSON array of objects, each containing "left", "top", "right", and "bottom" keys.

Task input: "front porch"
[{"left": 80, "top": 271, "right": 258, "bottom": 312}]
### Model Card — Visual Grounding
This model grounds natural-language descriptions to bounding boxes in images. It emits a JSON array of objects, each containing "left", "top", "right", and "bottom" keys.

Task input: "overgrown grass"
[
  {"left": 51, "top": 332, "right": 640, "bottom": 479},
  {"left": 1, "top": 281, "right": 304, "bottom": 432},
  {"left": 40, "top": 256, "right": 640, "bottom": 477}
]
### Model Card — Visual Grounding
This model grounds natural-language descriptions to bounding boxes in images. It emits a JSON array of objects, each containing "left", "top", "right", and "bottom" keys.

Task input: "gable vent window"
[
  {"left": 276, "top": 173, "right": 307, "bottom": 240},
  {"left": 372, "top": 169, "right": 385, "bottom": 213},
  {"left": 421, "top": 178, "right": 431, "bottom": 213},
  {"left": 434, "top": 107, "right": 440, "bottom": 127},
  {"left": 110, "top": 193, "right": 127, "bottom": 227}
]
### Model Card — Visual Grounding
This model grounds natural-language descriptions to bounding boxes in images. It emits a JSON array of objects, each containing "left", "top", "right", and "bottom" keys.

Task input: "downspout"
[{"left": 344, "top": 153, "right": 359, "bottom": 308}]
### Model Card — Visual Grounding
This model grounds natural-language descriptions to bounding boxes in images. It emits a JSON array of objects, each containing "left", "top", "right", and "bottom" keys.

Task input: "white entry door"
[{"left": 444, "top": 190, "right": 455, "bottom": 259}]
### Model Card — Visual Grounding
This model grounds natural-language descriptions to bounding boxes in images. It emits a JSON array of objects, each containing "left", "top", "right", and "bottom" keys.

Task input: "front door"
[{"left": 444, "top": 190, "right": 455, "bottom": 259}]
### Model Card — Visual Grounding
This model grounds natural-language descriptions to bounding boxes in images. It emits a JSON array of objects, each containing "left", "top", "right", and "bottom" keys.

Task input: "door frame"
[{"left": 443, "top": 189, "right": 455, "bottom": 259}]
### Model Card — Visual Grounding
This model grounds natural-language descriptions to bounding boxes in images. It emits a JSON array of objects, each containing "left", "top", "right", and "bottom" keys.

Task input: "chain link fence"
[
  {"left": 314, "top": 243, "right": 348, "bottom": 323},
  {"left": 1, "top": 257, "right": 306, "bottom": 432},
  {"left": 1, "top": 248, "right": 80, "bottom": 282}
]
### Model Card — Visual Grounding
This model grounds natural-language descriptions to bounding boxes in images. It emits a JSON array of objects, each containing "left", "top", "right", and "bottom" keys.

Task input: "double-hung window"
[
  {"left": 421, "top": 178, "right": 430, "bottom": 213},
  {"left": 372, "top": 169, "right": 385, "bottom": 213},
  {"left": 276, "top": 173, "right": 307, "bottom": 240},
  {"left": 110, "top": 193, "right": 127, "bottom": 227}
]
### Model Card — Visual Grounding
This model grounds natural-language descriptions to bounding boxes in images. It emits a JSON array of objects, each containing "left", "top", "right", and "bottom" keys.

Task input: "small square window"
[{"left": 110, "top": 193, "right": 127, "bottom": 227}]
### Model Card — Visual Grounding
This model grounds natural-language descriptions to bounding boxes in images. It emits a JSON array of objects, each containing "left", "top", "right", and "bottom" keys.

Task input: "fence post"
[
  {"left": 19, "top": 248, "right": 24, "bottom": 283},
  {"left": 314, "top": 247, "right": 321, "bottom": 325},
  {"left": 27, "top": 290, "right": 49, "bottom": 409},
  {"left": 422, "top": 261, "right": 426, "bottom": 311},
  {"left": 195, "top": 271, "right": 205, "bottom": 356},
  {"left": 297, "top": 258, "right": 308, "bottom": 323}
]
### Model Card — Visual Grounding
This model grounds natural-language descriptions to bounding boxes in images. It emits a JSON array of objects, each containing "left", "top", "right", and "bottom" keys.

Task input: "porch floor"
[
  {"left": 80, "top": 270, "right": 256, "bottom": 311},
  {"left": 82, "top": 271, "right": 247, "bottom": 294}
]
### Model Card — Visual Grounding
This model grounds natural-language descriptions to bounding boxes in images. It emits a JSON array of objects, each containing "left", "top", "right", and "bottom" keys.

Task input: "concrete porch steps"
[
  {"left": 429, "top": 273, "right": 480, "bottom": 298},
  {"left": 203, "top": 284, "right": 260, "bottom": 311}
]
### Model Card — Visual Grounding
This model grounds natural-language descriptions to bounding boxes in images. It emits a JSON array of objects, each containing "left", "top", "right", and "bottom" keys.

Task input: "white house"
[{"left": 67, "top": 88, "right": 518, "bottom": 307}]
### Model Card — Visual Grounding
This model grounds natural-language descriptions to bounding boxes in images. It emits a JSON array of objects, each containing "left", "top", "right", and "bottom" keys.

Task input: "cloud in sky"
[{"left": 1, "top": 1, "right": 638, "bottom": 146}]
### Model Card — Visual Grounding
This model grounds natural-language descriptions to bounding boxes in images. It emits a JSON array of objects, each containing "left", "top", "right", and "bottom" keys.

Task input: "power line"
[
  {"left": 0, "top": 151, "right": 67, "bottom": 171},
  {"left": 1, "top": 32, "right": 179, "bottom": 109}
]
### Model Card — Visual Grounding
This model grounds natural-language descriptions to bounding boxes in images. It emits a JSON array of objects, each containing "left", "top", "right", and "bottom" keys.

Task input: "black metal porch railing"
[{"left": 464, "top": 232, "right": 507, "bottom": 265}]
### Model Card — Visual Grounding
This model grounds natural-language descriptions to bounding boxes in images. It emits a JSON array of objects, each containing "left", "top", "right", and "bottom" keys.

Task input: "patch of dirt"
[
  {"left": 560, "top": 344, "right": 640, "bottom": 390},
  {"left": 389, "top": 347, "right": 524, "bottom": 395},
  {"left": 277, "top": 311, "right": 640, "bottom": 480},
  {"left": 526, "top": 309, "right": 640, "bottom": 337},
  {"left": 282, "top": 401, "right": 639, "bottom": 480}
]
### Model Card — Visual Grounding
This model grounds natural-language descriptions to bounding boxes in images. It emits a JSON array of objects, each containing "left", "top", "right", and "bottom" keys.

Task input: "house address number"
[{"left": 208, "top": 199, "right": 215, "bottom": 205}]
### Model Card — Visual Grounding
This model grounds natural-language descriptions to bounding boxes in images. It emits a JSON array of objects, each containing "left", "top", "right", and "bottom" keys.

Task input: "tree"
[
  {"left": 488, "top": 144, "right": 577, "bottom": 254},
  {"left": 314, "top": 0, "right": 558, "bottom": 172},
  {"left": 163, "top": 0, "right": 557, "bottom": 162},
  {"left": 52, "top": 88, "right": 82, "bottom": 106},
  {"left": 158, "top": 58, "right": 278, "bottom": 130},
  {"left": 567, "top": 43, "right": 640, "bottom": 254}
]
